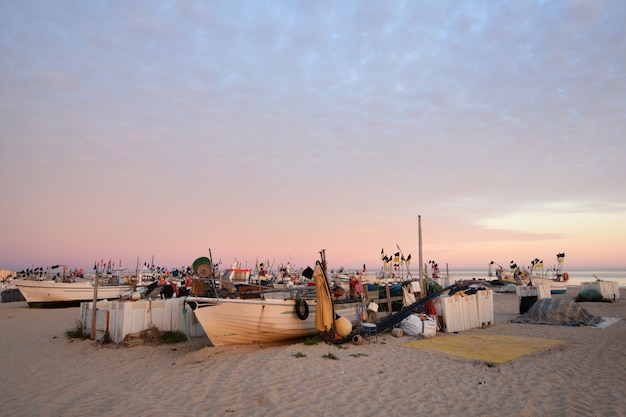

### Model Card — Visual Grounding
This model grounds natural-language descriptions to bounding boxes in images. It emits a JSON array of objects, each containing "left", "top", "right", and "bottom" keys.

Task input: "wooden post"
[
  {"left": 90, "top": 272, "right": 99, "bottom": 340},
  {"left": 385, "top": 282, "right": 392, "bottom": 313}
]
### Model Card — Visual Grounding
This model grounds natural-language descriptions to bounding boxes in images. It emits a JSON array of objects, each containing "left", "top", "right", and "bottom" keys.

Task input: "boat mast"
[{"left": 418, "top": 215, "right": 425, "bottom": 294}]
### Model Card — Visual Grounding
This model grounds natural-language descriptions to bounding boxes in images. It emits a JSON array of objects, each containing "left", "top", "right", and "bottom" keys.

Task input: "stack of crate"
[{"left": 437, "top": 289, "right": 494, "bottom": 333}]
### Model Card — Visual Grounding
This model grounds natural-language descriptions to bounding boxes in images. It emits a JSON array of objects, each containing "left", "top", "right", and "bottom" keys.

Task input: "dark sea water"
[
  {"left": 358, "top": 267, "right": 626, "bottom": 288},
  {"left": 444, "top": 268, "right": 626, "bottom": 287}
]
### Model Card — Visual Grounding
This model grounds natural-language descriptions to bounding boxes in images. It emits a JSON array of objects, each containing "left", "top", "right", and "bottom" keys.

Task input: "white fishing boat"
[
  {"left": 15, "top": 277, "right": 132, "bottom": 307},
  {"left": 496, "top": 253, "right": 569, "bottom": 294},
  {"left": 13, "top": 265, "right": 133, "bottom": 307},
  {"left": 525, "top": 276, "right": 567, "bottom": 294},
  {"left": 185, "top": 295, "right": 357, "bottom": 346},
  {"left": 185, "top": 255, "right": 359, "bottom": 346}
]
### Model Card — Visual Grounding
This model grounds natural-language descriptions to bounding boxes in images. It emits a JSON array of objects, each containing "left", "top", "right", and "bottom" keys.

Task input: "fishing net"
[{"left": 575, "top": 288, "right": 604, "bottom": 302}]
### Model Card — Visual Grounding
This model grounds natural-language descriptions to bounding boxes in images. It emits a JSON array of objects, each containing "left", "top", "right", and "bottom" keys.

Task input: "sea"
[
  {"left": 435, "top": 268, "right": 626, "bottom": 288},
  {"left": 358, "top": 268, "right": 626, "bottom": 288}
]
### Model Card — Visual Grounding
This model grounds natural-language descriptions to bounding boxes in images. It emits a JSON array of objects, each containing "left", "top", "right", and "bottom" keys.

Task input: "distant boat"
[
  {"left": 495, "top": 253, "right": 569, "bottom": 294},
  {"left": 15, "top": 278, "right": 131, "bottom": 308},
  {"left": 13, "top": 265, "right": 132, "bottom": 307},
  {"left": 526, "top": 276, "right": 568, "bottom": 294}
]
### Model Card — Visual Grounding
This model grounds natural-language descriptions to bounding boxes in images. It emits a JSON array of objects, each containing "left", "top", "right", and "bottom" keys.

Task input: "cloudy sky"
[{"left": 1, "top": 1, "right": 625, "bottom": 273}]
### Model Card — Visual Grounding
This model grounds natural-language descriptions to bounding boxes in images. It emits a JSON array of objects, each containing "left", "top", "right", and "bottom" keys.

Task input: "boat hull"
[
  {"left": 527, "top": 276, "right": 568, "bottom": 294},
  {"left": 15, "top": 280, "right": 130, "bottom": 307},
  {"left": 186, "top": 296, "right": 358, "bottom": 346},
  {"left": 500, "top": 273, "right": 568, "bottom": 294}
]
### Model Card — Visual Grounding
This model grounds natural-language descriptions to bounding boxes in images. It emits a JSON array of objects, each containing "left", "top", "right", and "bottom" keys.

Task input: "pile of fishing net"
[
  {"left": 511, "top": 298, "right": 602, "bottom": 326},
  {"left": 575, "top": 288, "right": 604, "bottom": 302}
]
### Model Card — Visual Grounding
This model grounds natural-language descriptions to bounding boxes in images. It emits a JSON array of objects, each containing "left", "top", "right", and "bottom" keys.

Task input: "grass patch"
[
  {"left": 349, "top": 353, "right": 369, "bottom": 358},
  {"left": 322, "top": 352, "right": 339, "bottom": 360},
  {"left": 303, "top": 334, "right": 324, "bottom": 345},
  {"left": 161, "top": 330, "right": 188, "bottom": 344},
  {"left": 292, "top": 352, "right": 307, "bottom": 358},
  {"left": 65, "top": 320, "right": 89, "bottom": 340}
]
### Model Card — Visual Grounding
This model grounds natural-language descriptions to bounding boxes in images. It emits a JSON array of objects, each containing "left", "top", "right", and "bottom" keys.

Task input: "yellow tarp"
[
  {"left": 401, "top": 334, "right": 566, "bottom": 364},
  {"left": 313, "top": 263, "right": 334, "bottom": 332}
]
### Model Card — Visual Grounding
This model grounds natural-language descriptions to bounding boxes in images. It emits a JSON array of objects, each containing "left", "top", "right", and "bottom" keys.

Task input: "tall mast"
[{"left": 418, "top": 215, "right": 424, "bottom": 293}]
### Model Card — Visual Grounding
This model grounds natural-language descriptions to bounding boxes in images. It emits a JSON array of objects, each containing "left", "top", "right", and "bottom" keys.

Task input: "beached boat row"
[
  {"left": 7, "top": 248, "right": 586, "bottom": 349},
  {"left": 490, "top": 253, "right": 569, "bottom": 294}
]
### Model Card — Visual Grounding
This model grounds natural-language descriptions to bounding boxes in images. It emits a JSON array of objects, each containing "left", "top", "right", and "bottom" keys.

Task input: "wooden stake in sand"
[
  {"left": 91, "top": 272, "right": 99, "bottom": 340},
  {"left": 418, "top": 215, "right": 425, "bottom": 294}
]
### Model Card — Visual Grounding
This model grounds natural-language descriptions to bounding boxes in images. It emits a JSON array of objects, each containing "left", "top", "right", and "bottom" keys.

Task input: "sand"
[{"left": 0, "top": 287, "right": 624, "bottom": 417}]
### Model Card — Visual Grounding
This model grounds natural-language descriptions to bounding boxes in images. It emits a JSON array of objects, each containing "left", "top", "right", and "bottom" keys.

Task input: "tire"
[{"left": 295, "top": 298, "right": 309, "bottom": 320}]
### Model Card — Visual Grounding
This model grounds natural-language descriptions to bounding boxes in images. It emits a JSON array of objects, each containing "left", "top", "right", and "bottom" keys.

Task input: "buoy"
[
  {"left": 352, "top": 334, "right": 363, "bottom": 345},
  {"left": 562, "top": 272, "right": 569, "bottom": 281},
  {"left": 335, "top": 316, "right": 352, "bottom": 337}
]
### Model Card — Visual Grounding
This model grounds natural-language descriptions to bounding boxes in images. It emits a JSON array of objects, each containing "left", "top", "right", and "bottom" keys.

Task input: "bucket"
[{"left": 352, "top": 334, "right": 363, "bottom": 345}]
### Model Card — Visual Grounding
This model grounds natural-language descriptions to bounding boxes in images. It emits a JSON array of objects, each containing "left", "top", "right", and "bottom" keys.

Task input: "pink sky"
[{"left": 1, "top": 2, "right": 625, "bottom": 273}]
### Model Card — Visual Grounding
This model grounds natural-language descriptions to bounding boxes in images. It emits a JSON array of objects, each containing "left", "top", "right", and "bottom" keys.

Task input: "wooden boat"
[
  {"left": 14, "top": 263, "right": 136, "bottom": 307},
  {"left": 185, "top": 255, "right": 359, "bottom": 346},
  {"left": 186, "top": 293, "right": 358, "bottom": 346},
  {"left": 496, "top": 253, "right": 569, "bottom": 294},
  {"left": 526, "top": 275, "right": 567, "bottom": 294},
  {"left": 15, "top": 278, "right": 131, "bottom": 307}
]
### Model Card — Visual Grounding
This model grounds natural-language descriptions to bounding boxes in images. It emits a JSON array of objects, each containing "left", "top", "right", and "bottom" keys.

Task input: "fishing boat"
[
  {"left": 14, "top": 279, "right": 132, "bottom": 307},
  {"left": 185, "top": 254, "right": 360, "bottom": 346},
  {"left": 495, "top": 253, "right": 569, "bottom": 294},
  {"left": 14, "top": 265, "right": 133, "bottom": 307}
]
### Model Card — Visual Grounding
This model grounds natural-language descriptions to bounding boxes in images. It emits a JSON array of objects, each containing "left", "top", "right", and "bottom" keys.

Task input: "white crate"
[
  {"left": 536, "top": 284, "right": 552, "bottom": 299},
  {"left": 516, "top": 284, "right": 551, "bottom": 299},
  {"left": 581, "top": 281, "right": 620, "bottom": 302},
  {"left": 440, "top": 292, "right": 483, "bottom": 333},
  {"left": 475, "top": 290, "right": 494, "bottom": 326}
]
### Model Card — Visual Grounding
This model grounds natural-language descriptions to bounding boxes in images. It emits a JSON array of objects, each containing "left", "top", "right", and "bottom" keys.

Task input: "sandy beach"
[{"left": 1, "top": 287, "right": 624, "bottom": 417}]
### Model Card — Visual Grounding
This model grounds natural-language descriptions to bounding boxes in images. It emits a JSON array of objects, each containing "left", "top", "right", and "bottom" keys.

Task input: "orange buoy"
[{"left": 335, "top": 316, "right": 352, "bottom": 337}]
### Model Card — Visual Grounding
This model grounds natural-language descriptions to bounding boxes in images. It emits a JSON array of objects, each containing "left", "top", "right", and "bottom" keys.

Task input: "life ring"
[
  {"left": 562, "top": 272, "right": 569, "bottom": 282},
  {"left": 295, "top": 298, "right": 309, "bottom": 320}
]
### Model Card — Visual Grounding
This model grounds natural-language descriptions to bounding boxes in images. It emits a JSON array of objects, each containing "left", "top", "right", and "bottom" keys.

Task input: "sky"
[{"left": 1, "top": 1, "right": 625, "bottom": 274}]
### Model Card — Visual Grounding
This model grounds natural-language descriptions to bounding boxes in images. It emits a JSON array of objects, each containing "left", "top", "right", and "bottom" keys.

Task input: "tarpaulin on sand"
[
  {"left": 401, "top": 334, "right": 566, "bottom": 364},
  {"left": 511, "top": 298, "right": 602, "bottom": 326}
]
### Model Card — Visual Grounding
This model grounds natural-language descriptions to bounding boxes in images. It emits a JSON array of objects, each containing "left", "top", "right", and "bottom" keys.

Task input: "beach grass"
[{"left": 65, "top": 320, "right": 89, "bottom": 339}]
